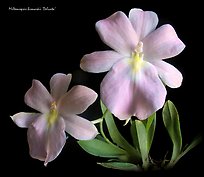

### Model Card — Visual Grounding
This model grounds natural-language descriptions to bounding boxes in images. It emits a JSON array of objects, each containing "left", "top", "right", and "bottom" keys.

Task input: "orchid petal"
[
  {"left": 44, "top": 118, "right": 66, "bottom": 166},
  {"left": 80, "top": 51, "right": 124, "bottom": 73},
  {"left": 58, "top": 85, "right": 97, "bottom": 115},
  {"left": 129, "top": 8, "right": 158, "bottom": 40},
  {"left": 27, "top": 114, "right": 66, "bottom": 166},
  {"left": 50, "top": 73, "right": 72, "bottom": 101},
  {"left": 63, "top": 114, "right": 98, "bottom": 140},
  {"left": 151, "top": 60, "right": 183, "bottom": 88},
  {"left": 96, "top": 11, "right": 138, "bottom": 55},
  {"left": 101, "top": 60, "right": 166, "bottom": 120},
  {"left": 143, "top": 24, "right": 185, "bottom": 60},
  {"left": 25, "top": 80, "right": 53, "bottom": 113},
  {"left": 27, "top": 114, "right": 48, "bottom": 162},
  {"left": 11, "top": 112, "right": 40, "bottom": 128}
]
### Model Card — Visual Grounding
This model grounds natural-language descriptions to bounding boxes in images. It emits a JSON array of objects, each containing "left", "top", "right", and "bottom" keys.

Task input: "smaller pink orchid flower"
[
  {"left": 80, "top": 8, "right": 185, "bottom": 120},
  {"left": 11, "top": 73, "right": 98, "bottom": 166}
]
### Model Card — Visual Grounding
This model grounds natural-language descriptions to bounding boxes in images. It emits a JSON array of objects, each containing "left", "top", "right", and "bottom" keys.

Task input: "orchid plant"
[{"left": 11, "top": 8, "right": 201, "bottom": 171}]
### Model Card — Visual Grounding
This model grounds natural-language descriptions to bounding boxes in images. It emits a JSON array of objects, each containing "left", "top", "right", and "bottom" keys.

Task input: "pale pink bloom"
[
  {"left": 80, "top": 8, "right": 185, "bottom": 120},
  {"left": 11, "top": 73, "right": 98, "bottom": 166}
]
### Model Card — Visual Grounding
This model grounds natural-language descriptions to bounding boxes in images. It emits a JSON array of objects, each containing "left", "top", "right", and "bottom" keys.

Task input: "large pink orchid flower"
[
  {"left": 80, "top": 8, "right": 185, "bottom": 120},
  {"left": 11, "top": 73, "right": 98, "bottom": 166}
]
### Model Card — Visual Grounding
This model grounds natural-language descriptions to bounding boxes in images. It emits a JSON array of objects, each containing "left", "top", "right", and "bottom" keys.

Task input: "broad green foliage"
[
  {"left": 78, "top": 138, "right": 126, "bottom": 158},
  {"left": 78, "top": 100, "right": 202, "bottom": 171},
  {"left": 163, "top": 100, "right": 182, "bottom": 163}
]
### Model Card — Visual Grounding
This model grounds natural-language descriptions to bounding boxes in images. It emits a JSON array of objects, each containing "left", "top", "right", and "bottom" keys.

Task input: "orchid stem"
[{"left": 91, "top": 118, "right": 103, "bottom": 124}]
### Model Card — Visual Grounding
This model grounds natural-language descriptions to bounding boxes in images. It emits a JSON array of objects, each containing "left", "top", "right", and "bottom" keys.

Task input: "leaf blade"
[
  {"left": 101, "top": 101, "right": 141, "bottom": 161},
  {"left": 98, "top": 161, "right": 141, "bottom": 171},
  {"left": 162, "top": 100, "right": 182, "bottom": 163},
  {"left": 174, "top": 134, "right": 202, "bottom": 165},
  {"left": 135, "top": 120, "right": 149, "bottom": 168},
  {"left": 78, "top": 138, "right": 127, "bottom": 158},
  {"left": 130, "top": 120, "right": 139, "bottom": 150},
  {"left": 146, "top": 113, "right": 156, "bottom": 153}
]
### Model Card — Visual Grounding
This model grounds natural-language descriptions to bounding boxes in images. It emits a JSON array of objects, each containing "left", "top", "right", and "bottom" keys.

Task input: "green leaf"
[
  {"left": 100, "top": 100, "right": 107, "bottom": 114},
  {"left": 105, "top": 113, "right": 140, "bottom": 160},
  {"left": 145, "top": 113, "right": 156, "bottom": 153},
  {"left": 173, "top": 134, "right": 202, "bottom": 166},
  {"left": 95, "top": 134, "right": 106, "bottom": 142},
  {"left": 145, "top": 113, "right": 155, "bottom": 131},
  {"left": 100, "top": 100, "right": 141, "bottom": 162},
  {"left": 78, "top": 138, "right": 126, "bottom": 158},
  {"left": 135, "top": 120, "right": 149, "bottom": 168},
  {"left": 130, "top": 114, "right": 156, "bottom": 156},
  {"left": 162, "top": 100, "right": 182, "bottom": 163},
  {"left": 130, "top": 120, "right": 139, "bottom": 150},
  {"left": 98, "top": 161, "right": 141, "bottom": 171},
  {"left": 104, "top": 111, "right": 132, "bottom": 150}
]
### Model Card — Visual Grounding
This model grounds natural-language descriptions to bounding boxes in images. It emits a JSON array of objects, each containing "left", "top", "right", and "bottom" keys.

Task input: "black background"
[{"left": 5, "top": 0, "right": 203, "bottom": 176}]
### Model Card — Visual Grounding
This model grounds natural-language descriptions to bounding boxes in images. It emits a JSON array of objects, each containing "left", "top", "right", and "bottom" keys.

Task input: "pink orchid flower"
[
  {"left": 11, "top": 73, "right": 98, "bottom": 166},
  {"left": 80, "top": 8, "right": 185, "bottom": 120}
]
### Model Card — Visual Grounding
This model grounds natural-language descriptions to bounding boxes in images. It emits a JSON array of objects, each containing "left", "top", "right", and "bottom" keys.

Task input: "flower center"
[
  {"left": 130, "top": 41, "right": 144, "bottom": 73},
  {"left": 47, "top": 101, "right": 58, "bottom": 127}
]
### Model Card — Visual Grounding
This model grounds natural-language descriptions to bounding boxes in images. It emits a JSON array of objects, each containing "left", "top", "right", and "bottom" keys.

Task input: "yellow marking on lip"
[{"left": 131, "top": 52, "right": 144, "bottom": 73}]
